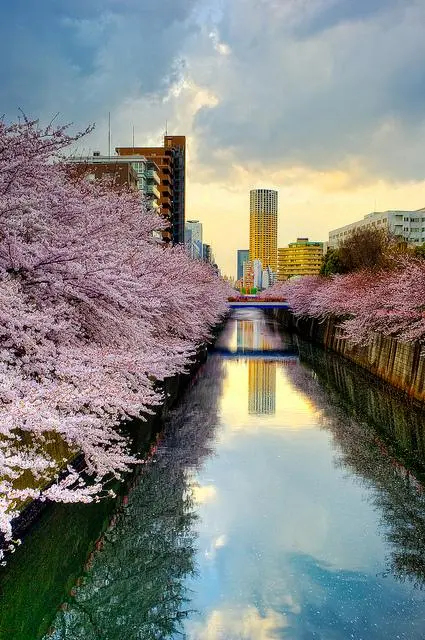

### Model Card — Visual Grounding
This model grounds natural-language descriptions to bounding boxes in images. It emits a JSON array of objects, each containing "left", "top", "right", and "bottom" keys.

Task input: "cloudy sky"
[{"left": 2, "top": 0, "right": 425, "bottom": 276}]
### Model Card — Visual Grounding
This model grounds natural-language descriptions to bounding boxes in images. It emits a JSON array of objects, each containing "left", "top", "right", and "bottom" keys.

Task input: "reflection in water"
[
  {"left": 44, "top": 357, "right": 225, "bottom": 640},
  {"left": 185, "top": 311, "right": 425, "bottom": 640},
  {"left": 248, "top": 357, "right": 276, "bottom": 415},
  {"left": 287, "top": 341, "right": 425, "bottom": 589},
  {"left": 2, "top": 310, "right": 425, "bottom": 639},
  {"left": 237, "top": 316, "right": 277, "bottom": 415}
]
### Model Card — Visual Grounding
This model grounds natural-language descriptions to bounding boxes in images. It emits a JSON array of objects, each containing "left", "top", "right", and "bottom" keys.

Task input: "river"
[{"left": 1, "top": 309, "right": 425, "bottom": 639}]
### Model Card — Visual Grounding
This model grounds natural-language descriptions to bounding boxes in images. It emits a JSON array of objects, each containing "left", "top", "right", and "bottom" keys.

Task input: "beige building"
[
  {"left": 249, "top": 189, "right": 278, "bottom": 273},
  {"left": 329, "top": 209, "right": 425, "bottom": 248},
  {"left": 277, "top": 238, "right": 324, "bottom": 280}
]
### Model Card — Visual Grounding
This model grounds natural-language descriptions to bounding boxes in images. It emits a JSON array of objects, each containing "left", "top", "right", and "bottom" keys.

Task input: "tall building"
[
  {"left": 203, "top": 243, "right": 214, "bottom": 264},
  {"left": 249, "top": 189, "right": 278, "bottom": 273},
  {"left": 237, "top": 249, "right": 249, "bottom": 280},
  {"left": 262, "top": 266, "right": 276, "bottom": 289},
  {"left": 252, "top": 259, "right": 263, "bottom": 289},
  {"left": 242, "top": 261, "right": 254, "bottom": 290},
  {"left": 116, "top": 135, "right": 186, "bottom": 244},
  {"left": 277, "top": 238, "right": 324, "bottom": 280},
  {"left": 329, "top": 209, "right": 425, "bottom": 248},
  {"left": 185, "top": 220, "right": 203, "bottom": 260}
]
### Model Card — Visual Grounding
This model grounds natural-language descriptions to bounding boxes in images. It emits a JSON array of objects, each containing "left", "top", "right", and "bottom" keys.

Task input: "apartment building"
[{"left": 329, "top": 209, "right": 425, "bottom": 248}]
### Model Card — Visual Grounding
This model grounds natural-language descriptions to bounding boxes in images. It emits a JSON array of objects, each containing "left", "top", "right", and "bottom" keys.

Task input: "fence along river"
[{"left": 1, "top": 308, "right": 425, "bottom": 639}]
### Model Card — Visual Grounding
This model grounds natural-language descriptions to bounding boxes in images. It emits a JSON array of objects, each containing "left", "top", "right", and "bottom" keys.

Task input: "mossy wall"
[{"left": 273, "top": 310, "right": 425, "bottom": 404}]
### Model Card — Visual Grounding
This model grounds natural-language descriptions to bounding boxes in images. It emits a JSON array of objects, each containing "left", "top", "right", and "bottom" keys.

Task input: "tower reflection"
[{"left": 236, "top": 318, "right": 277, "bottom": 416}]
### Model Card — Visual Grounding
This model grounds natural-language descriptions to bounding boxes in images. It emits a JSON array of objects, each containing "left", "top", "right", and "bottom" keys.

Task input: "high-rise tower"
[{"left": 249, "top": 189, "right": 278, "bottom": 273}]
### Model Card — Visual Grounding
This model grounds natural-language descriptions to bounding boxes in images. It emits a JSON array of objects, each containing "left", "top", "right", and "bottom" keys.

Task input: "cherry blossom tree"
[
  {"left": 263, "top": 258, "right": 425, "bottom": 346},
  {"left": 43, "top": 355, "right": 224, "bottom": 639},
  {"left": 0, "top": 118, "right": 230, "bottom": 547}
]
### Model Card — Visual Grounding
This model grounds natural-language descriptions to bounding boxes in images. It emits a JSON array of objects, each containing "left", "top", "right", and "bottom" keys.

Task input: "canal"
[{"left": 1, "top": 309, "right": 425, "bottom": 639}]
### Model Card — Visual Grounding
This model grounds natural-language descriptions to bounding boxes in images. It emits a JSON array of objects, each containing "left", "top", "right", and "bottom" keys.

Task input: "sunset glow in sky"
[{"left": 3, "top": 0, "right": 425, "bottom": 276}]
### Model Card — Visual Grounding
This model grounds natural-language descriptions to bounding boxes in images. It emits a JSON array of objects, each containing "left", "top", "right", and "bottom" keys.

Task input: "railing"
[{"left": 228, "top": 295, "right": 287, "bottom": 303}]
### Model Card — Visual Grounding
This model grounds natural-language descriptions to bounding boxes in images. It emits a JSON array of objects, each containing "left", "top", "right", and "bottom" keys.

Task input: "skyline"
[{"left": 2, "top": 0, "right": 425, "bottom": 275}]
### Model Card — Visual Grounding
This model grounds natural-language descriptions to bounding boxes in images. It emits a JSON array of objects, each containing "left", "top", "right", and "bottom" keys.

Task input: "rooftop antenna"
[
  {"left": 165, "top": 119, "right": 168, "bottom": 136},
  {"left": 132, "top": 125, "right": 135, "bottom": 153},
  {"left": 108, "top": 112, "right": 111, "bottom": 158}
]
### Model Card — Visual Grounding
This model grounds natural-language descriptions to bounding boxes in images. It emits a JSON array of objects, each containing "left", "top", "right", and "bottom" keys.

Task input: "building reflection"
[
  {"left": 236, "top": 318, "right": 277, "bottom": 416},
  {"left": 248, "top": 359, "right": 276, "bottom": 415}
]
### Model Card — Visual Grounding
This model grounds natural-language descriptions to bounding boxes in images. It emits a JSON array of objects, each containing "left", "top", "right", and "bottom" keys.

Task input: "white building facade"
[
  {"left": 262, "top": 266, "right": 277, "bottom": 289},
  {"left": 329, "top": 209, "right": 425, "bottom": 248},
  {"left": 252, "top": 259, "right": 263, "bottom": 289}
]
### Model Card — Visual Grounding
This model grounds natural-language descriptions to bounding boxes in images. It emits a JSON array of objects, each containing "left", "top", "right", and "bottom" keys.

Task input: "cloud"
[
  {"left": 193, "top": 483, "right": 218, "bottom": 504},
  {"left": 0, "top": 0, "right": 198, "bottom": 126},
  {"left": 191, "top": 0, "right": 425, "bottom": 180},
  {"left": 4, "top": 0, "right": 425, "bottom": 181},
  {"left": 187, "top": 606, "right": 288, "bottom": 640},
  {"left": 2, "top": 0, "right": 425, "bottom": 275},
  {"left": 294, "top": 0, "right": 402, "bottom": 37}
]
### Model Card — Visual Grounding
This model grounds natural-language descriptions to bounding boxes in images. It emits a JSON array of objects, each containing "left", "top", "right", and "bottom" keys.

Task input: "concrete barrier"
[{"left": 272, "top": 309, "right": 425, "bottom": 405}]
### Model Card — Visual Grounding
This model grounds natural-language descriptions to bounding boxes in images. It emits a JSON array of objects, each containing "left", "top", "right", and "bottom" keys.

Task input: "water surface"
[{"left": 1, "top": 309, "right": 425, "bottom": 639}]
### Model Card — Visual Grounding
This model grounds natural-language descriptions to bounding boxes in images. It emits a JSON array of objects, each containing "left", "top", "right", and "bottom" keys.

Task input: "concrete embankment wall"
[{"left": 272, "top": 309, "right": 425, "bottom": 405}]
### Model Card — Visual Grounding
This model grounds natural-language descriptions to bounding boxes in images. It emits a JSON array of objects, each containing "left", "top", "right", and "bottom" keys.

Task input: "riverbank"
[
  {"left": 3, "top": 309, "right": 425, "bottom": 640},
  {"left": 3, "top": 337, "right": 218, "bottom": 549},
  {"left": 271, "top": 309, "right": 425, "bottom": 406}
]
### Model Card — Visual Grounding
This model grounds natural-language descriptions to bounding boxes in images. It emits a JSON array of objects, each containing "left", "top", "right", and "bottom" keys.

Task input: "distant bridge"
[
  {"left": 228, "top": 298, "right": 290, "bottom": 309},
  {"left": 214, "top": 347, "right": 299, "bottom": 362}
]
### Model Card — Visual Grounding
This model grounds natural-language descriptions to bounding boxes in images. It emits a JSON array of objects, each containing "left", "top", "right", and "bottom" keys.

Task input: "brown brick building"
[
  {"left": 116, "top": 135, "right": 186, "bottom": 244},
  {"left": 67, "top": 159, "right": 139, "bottom": 191}
]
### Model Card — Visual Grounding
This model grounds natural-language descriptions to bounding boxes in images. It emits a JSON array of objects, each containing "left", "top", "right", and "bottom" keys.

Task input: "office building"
[
  {"left": 277, "top": 238, "right": 324, "bottom": 280},
  {"left": 253, "top": 259, "right": 263, "bottom": 289},
  {"left": 262, "top": 266, "right": 276, "bottom": 289},
  {"left": 185, "top": 220, "right": 203, "bottom": 260},
  {"left": 237, "top": 249, "right": 249, "bottom": 280},
  {"left": 243, "top": 260, "right": 255, "bottom": 290},
  {"left": 67, "top": 156, "right": 138, "bottom": 192},
  {"left": 329, "top": 209, "right": 425, "bottom": 248},
  {"left": 241, "top": 259, "right": 262, "bottom": 290},
  {"left": 249, "top": 189, "right": 278, "bottom": 272},
  {"left": 116, "top": 135, "right": 186, "bottom": 243},
  {"left": 203, "top": 243, "right": 214, "bottom": 264}
]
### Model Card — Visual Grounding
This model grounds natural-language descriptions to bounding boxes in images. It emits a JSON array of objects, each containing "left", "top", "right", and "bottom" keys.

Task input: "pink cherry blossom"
[
  {"left": 263, "top": 260, "right": 425, "bottom": 346},
  {"left": 0, "top": 117, "right": 230, "bottom": 547}
]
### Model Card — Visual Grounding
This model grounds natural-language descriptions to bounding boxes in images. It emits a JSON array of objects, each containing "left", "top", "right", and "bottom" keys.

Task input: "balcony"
[
  {"left": 147, "top": 183, "right": 160, "bottom": 199},
  {"left": 145, "top": 169, "right": 160, "bottom": 185}
]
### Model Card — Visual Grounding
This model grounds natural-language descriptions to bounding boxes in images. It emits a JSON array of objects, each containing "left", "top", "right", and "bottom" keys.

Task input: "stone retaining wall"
[{"left": 273, "top": 309, "right": 425, "bottom": 405}]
